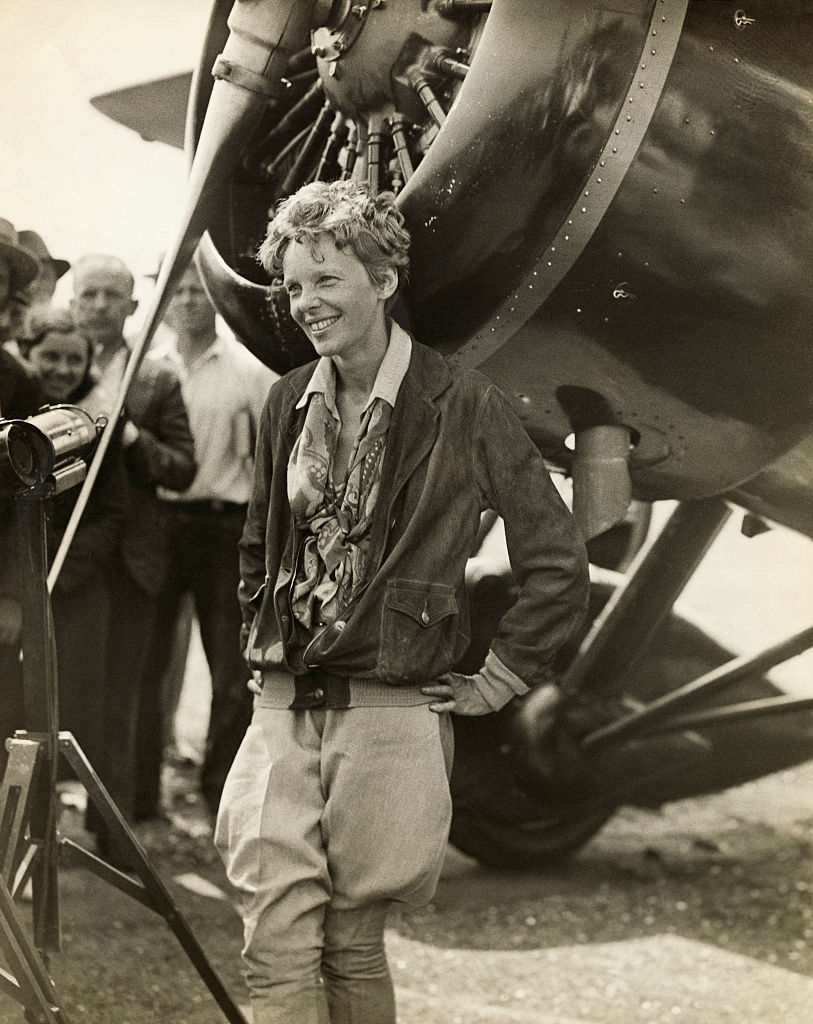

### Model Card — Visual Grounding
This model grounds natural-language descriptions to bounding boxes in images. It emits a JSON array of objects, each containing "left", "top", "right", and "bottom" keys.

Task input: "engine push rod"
[
  {"left": 407, "top": 68, "right": 447, "bottom": 127},
  {"left": 280, "top": 100, "right": 334, "bottom": 194}
]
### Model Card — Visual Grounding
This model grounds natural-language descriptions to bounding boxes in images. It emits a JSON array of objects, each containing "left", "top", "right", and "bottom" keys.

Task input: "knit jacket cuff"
[{"left": 471, "top": 649, "right": 530, "bottom": 711}]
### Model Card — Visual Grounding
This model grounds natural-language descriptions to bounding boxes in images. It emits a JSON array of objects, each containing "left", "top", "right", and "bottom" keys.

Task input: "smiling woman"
[
  {"left": 280, "top": 238, "right": 396, "bottom": 367},
  {"left": 215, "top": 178, "right": 589, "bottom": 1024},
  {"left": 27, "top": 307, "right": 94, "bottom": 404}
]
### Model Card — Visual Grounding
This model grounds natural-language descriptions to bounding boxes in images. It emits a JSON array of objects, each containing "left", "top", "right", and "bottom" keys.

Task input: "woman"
[
  {"left": 26, "top": 307, "right": 127, "bottom": 773},
  {"left": 216, "top": 180, "right": 589, "bottom": 1024}
]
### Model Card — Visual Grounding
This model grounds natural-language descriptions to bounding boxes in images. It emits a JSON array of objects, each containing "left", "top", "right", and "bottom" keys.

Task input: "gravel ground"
[
  {"left": 4, "top": 515, "right": 811, "bottom": 1022},
  {"left": 2, "top": 757, "right": 811, "bottom": 1024}
]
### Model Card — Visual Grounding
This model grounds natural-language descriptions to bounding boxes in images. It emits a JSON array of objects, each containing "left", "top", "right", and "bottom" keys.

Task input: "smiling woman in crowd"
[{"left": 26, "top": 307, "right": 127, "bottom": 774}]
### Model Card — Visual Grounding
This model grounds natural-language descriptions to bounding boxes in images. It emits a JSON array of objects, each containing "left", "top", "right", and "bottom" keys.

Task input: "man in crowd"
[
  {"left": 69, "top": 254, "right": 196, "bottom": 860},
  {"left": 18, "top": 230, "right": 70, "bottom": 338},
  {"left": 0, "top": 220, "right": 39, "bottom": 364},
  {"left": 136, "top": 256, "right": 277, "bottom": 822},
  {"left": 0, "top": 218, "right": 42, "bottom": 770},
  {"left": 1, "top": 229, "right": 69, "bottom": 361}
]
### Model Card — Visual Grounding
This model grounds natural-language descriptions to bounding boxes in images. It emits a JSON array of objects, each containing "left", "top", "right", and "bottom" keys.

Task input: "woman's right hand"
[{"left": 247, "top": 669, "right": 263, "bottom": 695}]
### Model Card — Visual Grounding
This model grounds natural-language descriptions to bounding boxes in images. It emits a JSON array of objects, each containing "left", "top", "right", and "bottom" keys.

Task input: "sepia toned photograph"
[{"left": 1, "top": 2, "right": 812, "bottom": 1022}]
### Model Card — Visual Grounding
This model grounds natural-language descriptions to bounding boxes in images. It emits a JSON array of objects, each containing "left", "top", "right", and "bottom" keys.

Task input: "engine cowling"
[{"left": 192, "top": 0, "right": 813, "bottom": 514}]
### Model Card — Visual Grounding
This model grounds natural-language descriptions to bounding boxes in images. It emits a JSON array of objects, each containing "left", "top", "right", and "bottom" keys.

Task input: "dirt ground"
[
  {"left": 2, "top": 754, "right": 812, "bottom": 1024},
  {"left": 4, "top": 514, "right": 811, "bottom": 1023}
]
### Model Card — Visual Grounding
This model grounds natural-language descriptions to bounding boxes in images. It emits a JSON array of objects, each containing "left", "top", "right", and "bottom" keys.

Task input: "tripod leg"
[
  {"left": 59, "top": 734, "right": 247, "bottom": 1024},
  {"left": 0, "top": 875, "right": 72, "bottom": 1024},
  {"left": 0, "top": 736, "right": 61, "bottom": 954},
  {"left": 0, "top": 739, "right": 42, "bottom": 886}
]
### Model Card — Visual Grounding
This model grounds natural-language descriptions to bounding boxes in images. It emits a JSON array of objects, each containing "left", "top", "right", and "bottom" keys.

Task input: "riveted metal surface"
[
  {"left": 400, "top": 0, "right": 661, "bottom": 347},
  {"left": 188, "top": 0, "right": 813, "bottom": 521},
  {"left": 400, "top": 0, "right": 813, "bottom": 505},
  {"left": 445, "top": 0, "right": 690, "bottom": 371}
]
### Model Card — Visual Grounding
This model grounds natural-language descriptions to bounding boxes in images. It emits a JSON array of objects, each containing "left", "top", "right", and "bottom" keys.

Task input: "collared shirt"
[
  {"left": 286, "top": 322, "right": 412, "bottom": 638},
  {"left": 151, "top": 334, "right": 278, "bottom": 504},
  {"left": 295, "top": 321, "right": 412, "bottom": 421}
]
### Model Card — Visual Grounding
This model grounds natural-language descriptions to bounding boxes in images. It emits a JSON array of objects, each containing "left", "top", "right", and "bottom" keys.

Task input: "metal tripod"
[{"left": 0, "top": 479, "right": 246, "bottom": 1022}]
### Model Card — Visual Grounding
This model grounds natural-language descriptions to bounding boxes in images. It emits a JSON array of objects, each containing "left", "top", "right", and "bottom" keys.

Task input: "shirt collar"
[
  {"left": 150, "top": 333, "right": 225, "bottom": 372},
  {"left": 296, "top": 321, "right": 412, "bottom": 415}
]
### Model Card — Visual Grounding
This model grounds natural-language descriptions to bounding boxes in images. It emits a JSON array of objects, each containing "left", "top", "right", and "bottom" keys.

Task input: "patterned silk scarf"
[{"left": 287, "top": 390, "right": 391, "bottom": 630}]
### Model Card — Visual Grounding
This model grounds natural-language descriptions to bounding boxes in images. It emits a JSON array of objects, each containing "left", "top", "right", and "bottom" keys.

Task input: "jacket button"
[
  {"left": 334, "top": 620, "right": 346, "bottom": 631},
  {"left": 421, "top": 610, "right": 430, "bottom": 625},
  {"left": 313, "top": 688, "right": 325, "bottom": 702}
]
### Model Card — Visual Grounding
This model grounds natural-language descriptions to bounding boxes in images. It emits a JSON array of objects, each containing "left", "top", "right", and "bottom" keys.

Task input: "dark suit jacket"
[
  {"left": 0, "top": 349, "right": 43, "bottom": 603},
  {"left": 120, "top": 356, "right": 196, "bottom": 595}
]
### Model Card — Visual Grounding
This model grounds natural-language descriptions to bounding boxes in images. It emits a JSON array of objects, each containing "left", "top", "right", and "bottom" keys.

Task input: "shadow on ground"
[{"left": 1, "top": 760, "right": 811, "bottom": 1024}]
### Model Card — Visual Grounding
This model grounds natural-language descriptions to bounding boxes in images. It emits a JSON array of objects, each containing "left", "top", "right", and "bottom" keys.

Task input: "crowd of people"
[{"left": 0, "top": 216, "right": 276, "bottom": 867}]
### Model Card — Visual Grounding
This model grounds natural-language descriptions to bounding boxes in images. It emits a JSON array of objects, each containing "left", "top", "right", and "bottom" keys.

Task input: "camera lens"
[{"left": 8, "top": 430, "right": 35, "bottom": 480}]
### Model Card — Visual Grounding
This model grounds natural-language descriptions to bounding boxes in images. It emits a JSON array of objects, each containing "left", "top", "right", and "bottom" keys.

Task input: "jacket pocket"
[{"left": 378, "top": 579, "right": 459, "bottom": 684}]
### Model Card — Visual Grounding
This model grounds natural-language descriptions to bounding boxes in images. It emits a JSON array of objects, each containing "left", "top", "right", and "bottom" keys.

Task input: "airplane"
[{"left": 89, "top": 0, "right": 813, "bottom": 868}]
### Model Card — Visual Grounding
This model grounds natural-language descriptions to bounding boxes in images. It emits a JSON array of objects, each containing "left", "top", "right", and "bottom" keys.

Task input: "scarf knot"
[{"left": 287, "top": 391, "right": 390, "bottom": 628}]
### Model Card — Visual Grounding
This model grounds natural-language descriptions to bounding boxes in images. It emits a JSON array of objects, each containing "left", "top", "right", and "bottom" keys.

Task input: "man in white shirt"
[{"left": 136, "top": 258, "right": 277, "bottom": 821}]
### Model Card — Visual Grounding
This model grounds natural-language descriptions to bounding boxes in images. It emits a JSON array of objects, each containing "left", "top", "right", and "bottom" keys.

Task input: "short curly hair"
[{"left": 257, "top": 180, "right": 410, "bottom": 299}]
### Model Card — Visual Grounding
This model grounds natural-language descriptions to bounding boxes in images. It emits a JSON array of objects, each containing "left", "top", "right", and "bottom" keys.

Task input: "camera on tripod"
[{"left": 0, "top": 405, "right": 104, "bottom": 497}]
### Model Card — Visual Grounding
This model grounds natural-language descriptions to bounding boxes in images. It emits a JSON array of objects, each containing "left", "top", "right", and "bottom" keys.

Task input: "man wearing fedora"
[
  {"left": 0, "top": 218, "right": 43, "bottom": 770},
  {"left": 0, "top": 219, "right": 41, "bottom": 366},
  {"left": 18, "top": 230, "right": 70, "bottom": 336},
  {"left": 0, "top": 218, "right": 43, "bottom": 420}
]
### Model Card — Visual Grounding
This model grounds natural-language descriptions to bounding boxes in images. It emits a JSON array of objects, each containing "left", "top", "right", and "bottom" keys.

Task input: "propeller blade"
[{"left": 49, "top": 0, "right": 323, "bottom": 589}]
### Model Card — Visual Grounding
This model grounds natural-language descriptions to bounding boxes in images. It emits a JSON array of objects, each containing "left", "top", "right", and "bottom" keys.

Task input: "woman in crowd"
[
  {"left": 215, "top": 179, "right": 589, "bottom": 1024},
  {"left": 26, "top": 308, "right": 127, "bottom": 771}
]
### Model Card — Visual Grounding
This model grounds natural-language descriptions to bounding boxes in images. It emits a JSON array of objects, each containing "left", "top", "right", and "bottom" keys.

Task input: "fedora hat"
[
  {"left": 0, "top": 218, "right": 39, "bottom": 288},
  {"left": 18, "top": 230, "right": 70, "bottom": 280}
]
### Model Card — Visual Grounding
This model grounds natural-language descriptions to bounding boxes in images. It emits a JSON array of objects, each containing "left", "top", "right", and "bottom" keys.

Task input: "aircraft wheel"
[
  {"left": 448, "top": 720, "right": 614, "bottom": 870},
  {"left": 449, "top": 806, "right": 614, "bottom": 870},
  {"left": 448, "top": 567, "right": 813, "bottom": 869},
  {"left": 446, "top": 572, "right": 613, "bottom": 868}
]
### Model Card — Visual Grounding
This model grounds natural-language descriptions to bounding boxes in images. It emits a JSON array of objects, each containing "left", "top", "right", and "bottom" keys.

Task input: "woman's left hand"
[{"left": 422, "top": 673, "right": 495, "bottom": 716}]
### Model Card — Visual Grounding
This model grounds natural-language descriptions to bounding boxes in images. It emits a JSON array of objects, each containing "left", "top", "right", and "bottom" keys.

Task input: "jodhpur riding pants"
[{"left": 215, "top": 704, "right": 454, "bottom": 1024}]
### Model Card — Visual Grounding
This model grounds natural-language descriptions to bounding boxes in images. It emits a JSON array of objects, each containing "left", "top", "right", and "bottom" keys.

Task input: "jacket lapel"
[
  {"left": 385, "top": 372, "right": 439, "bottom": 501},
  {"left": 363, "top": 340, "right": 452, "bottom": 572}
]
